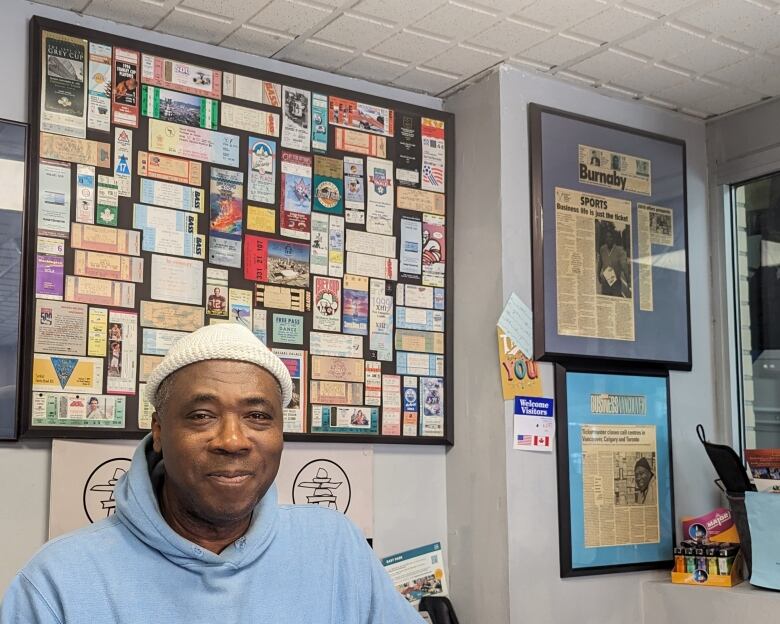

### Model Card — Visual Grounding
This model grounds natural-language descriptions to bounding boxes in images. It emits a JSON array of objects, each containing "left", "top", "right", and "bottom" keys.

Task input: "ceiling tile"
[
  {"left": 340, "top": 53, "right": 409, "bottom": 82},
  {"left": 352, "top": 0, "right": 445, "bottom": 24},
  {"left": 425, "top": 44, "right": 501, "bottom": 75},
  {"left": 613, "top": 62, "right": 689, "bottom": 93},
  {"left": 314, "top": 13, "right": 395, "bottom": 50},
  {"left": 599, "top": 83, "right": 641, "bottom": 100},
  {"left": 666, "top": 39, "right": 748, "bottom": 74},
  {"left": 569, "top": 48, "right": 648, "bottom": 83},
  {"left": 569, "top": 6, "right": 657, "bottom": 44},
  {"left": 521, "top": 34, "right": 600, "bottom": 67},
  {"left": 471, "top": 0, "right": 536, "bottom": 12},
  {"left": 414, "top": 2, "right": 500, "bottom": 40},
  {"left": 676, "top": 0, "right": 780, "bottom": 49},
  {"left": 32, "top": 0, "right": 90, "bottom": 10},
  {"left": 466, "top": 17, "right": 551, "bottom": 55},
  {"left": 371, "top": 29, "right": 451, "bottom": 63},
  {"left": 554, "top": 69, "right": 597, "bottom": 86},
  {"left": 392, "top": 66, "right": 460, "bottom": 93},
  {"left": 514, "top": 0, "right": 607, "bottom": 29},
  {"left": 620, "top": 0, "right": 700, "bottom": 16},
  {"left": 221, "top": 23, "right": 295, "bottom": 56},
  {"left": 707, "top": 54, "right": 780, "bottom": 95},
  {"left": 620, "top": 23, "right": 706, "bottom": 59},
  {"left": 275, "top": 38, "right": 356, "bottom": 70},
  {"left": 83, "top": 0, "right": 175, "bottom": 28},
  {"left": 249, "top": 0, "right": 334, "bottom": 36},
  {"left": 652, "top": 78, "right": 725, "bottom": 107},
  {"left": 155, "top": 8, "right": 237, "bottom": 44},
  {"left": 508, "top": 56, "right": 553, "bottom": 72},
  {"left": 696, "top": 87, "right": 765, "bottom": 115},
  {"left": 179, "top": 0, "right": 271, "bottom": 20}
]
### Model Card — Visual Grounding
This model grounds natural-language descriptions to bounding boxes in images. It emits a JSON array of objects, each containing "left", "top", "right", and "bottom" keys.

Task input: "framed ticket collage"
[{"left": 21, "top": 17, "right": 453, "bottom": 444}]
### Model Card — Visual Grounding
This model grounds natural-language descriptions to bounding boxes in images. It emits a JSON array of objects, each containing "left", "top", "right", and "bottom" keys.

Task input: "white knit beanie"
[{"left": 145, "top": 323, "right": 293, "bottom": 409}]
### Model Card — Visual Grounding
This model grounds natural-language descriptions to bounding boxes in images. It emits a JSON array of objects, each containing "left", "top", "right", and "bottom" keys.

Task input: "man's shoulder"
[{"left": 21, "top": 517, "right": 128, "bottom": 577}]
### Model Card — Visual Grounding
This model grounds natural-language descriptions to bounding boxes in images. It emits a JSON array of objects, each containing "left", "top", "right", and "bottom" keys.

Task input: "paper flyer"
[
  {"left": 497, "top": 326, "right": 542, "bottom": 400},
  {"left": 513, "top": 396, "right": 554, "bottom": 451},
  {"left": 381, "top": 543, "right": 447, "bottom": 605}
]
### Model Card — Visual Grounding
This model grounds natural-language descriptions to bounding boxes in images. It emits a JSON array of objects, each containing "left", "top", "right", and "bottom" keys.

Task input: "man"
[
  {"left": 85, "top": 396, "right": 103, "bottom": 419},
  {"left": 634, "top": 457, "right": 656, "bottom": 506},
  {"left": 207, "top": 286, "right": 226, "bottom": 316},
  {"left": 1, "top": 323, "right": 422, "bottom": 622},
  {"left": 597, "top": 225, "right": 630, "bottom": 297}
]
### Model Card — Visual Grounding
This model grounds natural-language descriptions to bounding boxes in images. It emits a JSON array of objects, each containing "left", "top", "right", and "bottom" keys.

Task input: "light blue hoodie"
[{"left": 1, "top": 437, "right": 423, "bottom": 623}]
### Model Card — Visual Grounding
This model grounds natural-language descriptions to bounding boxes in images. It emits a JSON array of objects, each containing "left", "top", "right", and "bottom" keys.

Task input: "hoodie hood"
[{"left": 114, "top": 434, "right": 279, "bottom": 569}]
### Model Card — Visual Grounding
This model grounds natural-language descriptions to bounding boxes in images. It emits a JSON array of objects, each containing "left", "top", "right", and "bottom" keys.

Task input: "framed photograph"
[
  {"left": 0, "top": 119, "right": 28, "bottom": 440},
  {"left": 555, "top": 364, "right": 674, "bottom": 577},
  {"left": 529, "top": 104, "right": 691, "bottom": 369}
]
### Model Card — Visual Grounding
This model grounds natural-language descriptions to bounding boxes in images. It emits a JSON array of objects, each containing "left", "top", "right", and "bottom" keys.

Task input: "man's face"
[
  {"left": 214, "top": 288, "right": 220, "bottom": 296},
  {"left": 605, "top": 230, "right": 615, "bottom": 247},
  {"left": 89, "top": 399, "right": 99, "bottom": 411},
  {"left": 151, "top": 360, "right": 283, "bottom": 526},
  {"left": 635, "top": 466, "right": 652, "bottom": 492}
]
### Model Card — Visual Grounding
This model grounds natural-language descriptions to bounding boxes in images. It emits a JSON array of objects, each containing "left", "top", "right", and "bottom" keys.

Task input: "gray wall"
[
  {"left": 0, "top": 0, "right": 447, "bottom": 594},
  {"left": 445, "top": 70, "right": 510, "bottom": 624},
  {"left": 445, "top": 65, "right": 717, "bottom": 624}
]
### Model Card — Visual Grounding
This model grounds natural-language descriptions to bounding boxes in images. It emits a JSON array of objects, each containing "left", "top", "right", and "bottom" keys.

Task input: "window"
[{"left": 731, "top": 174, "right": 780, "bottom": 449}]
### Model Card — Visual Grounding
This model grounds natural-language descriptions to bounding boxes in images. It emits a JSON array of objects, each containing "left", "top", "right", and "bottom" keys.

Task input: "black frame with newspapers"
[
  {"left": 529, "top": 104, "right": 691, "bottom": 370},
  {"left": 555, "top": 362, "right": 675, "bottom": 577}
]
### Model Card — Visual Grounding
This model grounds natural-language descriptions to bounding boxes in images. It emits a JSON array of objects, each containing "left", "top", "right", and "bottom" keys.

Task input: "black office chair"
[{"left": 419, "top": 596, "right": 460, "bottom": 624}]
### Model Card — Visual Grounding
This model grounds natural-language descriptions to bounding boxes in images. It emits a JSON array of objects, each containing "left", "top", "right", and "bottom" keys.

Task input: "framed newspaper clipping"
[
  {"left": 555, "top": 364, "right": 674, "bottom": 577},
  {"left": 529, "top": 104, "right": 691, "bottom": 369}
]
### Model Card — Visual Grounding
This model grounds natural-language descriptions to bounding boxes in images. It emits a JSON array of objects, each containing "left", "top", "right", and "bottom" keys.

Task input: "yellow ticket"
[
  {"left": 311, "top": 356, "right": 365, "bottom": 382},
  {"left": 247, "top": 205, "right": 276, "bottom": 232},
  {"left": 87, "top": 307, "right": 107, "bottom": 357},
  {"left": 397, "top": 187, "right": 445, "bottom": 216},
  {"left": 40, "top": 133, "right": 111, "bottom": 168},
  {"left": 310, "top": 381, "right": 364, "bottom": 405},
  {"left": 139, "top": 300, "right": 204, "bottom": 332},
  {"left": 32, "top": 353, "right": 104, "bottom": 394},
  {"left": 394, "top": 329, "right": 444, "bottom": 354}
]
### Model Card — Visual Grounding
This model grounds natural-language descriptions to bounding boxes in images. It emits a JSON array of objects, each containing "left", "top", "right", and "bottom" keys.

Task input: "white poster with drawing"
[
  {"left": 275, "top": 443, "right": 373, "bottom": 538},
  {"left": 49, "top": 438, "right": 138, "bottom": 539}
]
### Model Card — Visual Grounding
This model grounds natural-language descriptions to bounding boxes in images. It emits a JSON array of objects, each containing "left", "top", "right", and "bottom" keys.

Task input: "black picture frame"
[
  {"left": 555, "top": 362, "right": 675, "bottom": 577},
  {"left": 21, "top": 16, "right": 455, "bottom": 444},
  {"left": 0, "top": 118, "right": 28, "bottom": 441},
  {"left": 529, "top": 104, "right": 691, "bottom": 370}
]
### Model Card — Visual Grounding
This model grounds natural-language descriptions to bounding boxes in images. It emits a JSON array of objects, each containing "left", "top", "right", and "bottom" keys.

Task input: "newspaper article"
[
  {"left": 578, "top": 144, "right": 651, "bottom": 196},
  {"left": 581, "top": 420, "right": 660, "bottom": 548},
  {"left": 555, "top": 187, "right": 635, "bottom": 341},
  {"left": 637, "top": 203, "right": 673, "bottom": 312}
]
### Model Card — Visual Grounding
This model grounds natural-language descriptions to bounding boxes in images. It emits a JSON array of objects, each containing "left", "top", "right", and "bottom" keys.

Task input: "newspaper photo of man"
[
  {"left": 633, "top": 456, "right": 657, "bottom": 506},
  {"left": 595, "top": 220, "right": 631, "bottom": 298}
]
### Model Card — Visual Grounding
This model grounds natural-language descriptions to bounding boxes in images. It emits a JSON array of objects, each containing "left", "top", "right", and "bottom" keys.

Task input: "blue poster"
[{"left": 565, "top": 371, "right": 672, "bottom": 572}]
